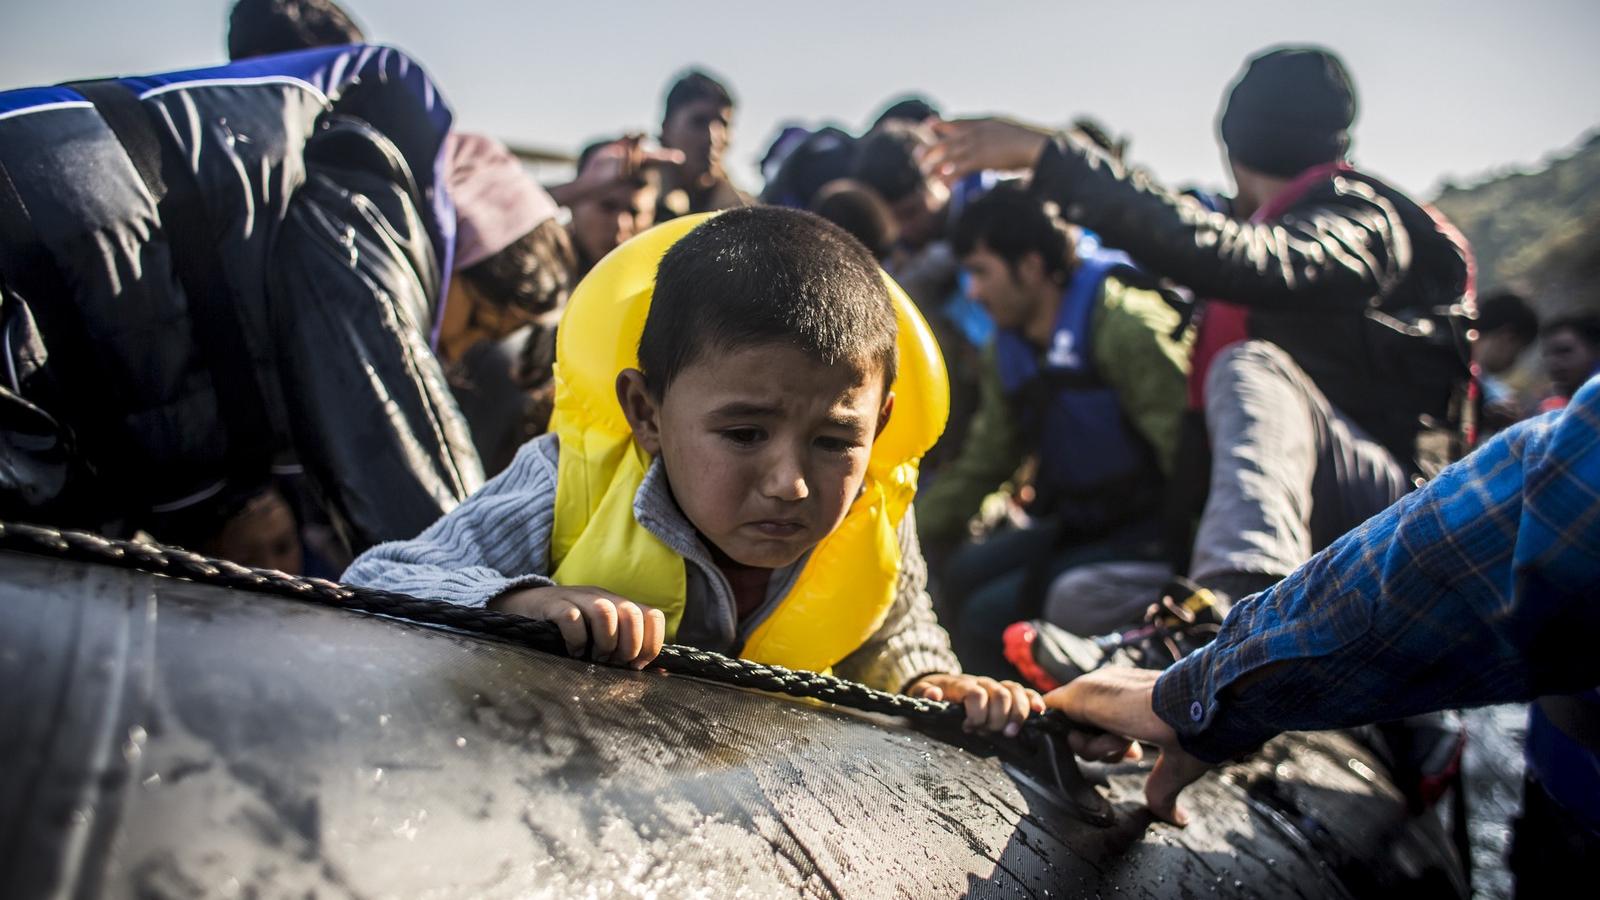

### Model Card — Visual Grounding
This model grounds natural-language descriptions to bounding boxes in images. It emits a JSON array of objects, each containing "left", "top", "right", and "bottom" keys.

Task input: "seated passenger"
[
  {"left": 913, "top": 186, "right": 1192, "bottom": 675},
  {"left": 345, "top": 208, "right": 1042, "bottom": 734}
]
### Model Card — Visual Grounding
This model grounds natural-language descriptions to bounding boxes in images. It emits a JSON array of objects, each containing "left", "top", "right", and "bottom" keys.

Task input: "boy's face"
[{"left": 617, "top": 343, "right": 892, "bottom": 569}]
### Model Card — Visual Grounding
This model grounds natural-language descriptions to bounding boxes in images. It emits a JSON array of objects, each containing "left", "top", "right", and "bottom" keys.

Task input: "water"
[{"left": 1461, "top": 704, "right": 1527, "bottom": 900}]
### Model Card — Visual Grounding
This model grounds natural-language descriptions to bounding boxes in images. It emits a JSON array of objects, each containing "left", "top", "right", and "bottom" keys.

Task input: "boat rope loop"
[{"left": 0, "top": 520, "right": 1084, "bottom": 745}]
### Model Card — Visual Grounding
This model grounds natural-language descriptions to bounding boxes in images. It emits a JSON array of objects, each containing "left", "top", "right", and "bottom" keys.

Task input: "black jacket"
[
  {"left": 0, "top": 46, "right": 481, "bottom": 549},
  {"left": 1031, "top": 135, "right": 1473, "bottom": 470}
]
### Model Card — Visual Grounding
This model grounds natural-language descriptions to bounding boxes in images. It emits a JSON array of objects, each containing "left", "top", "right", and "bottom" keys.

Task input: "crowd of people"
[{"left": 0, "top": 0, "right": 1595, "bottom": 893}]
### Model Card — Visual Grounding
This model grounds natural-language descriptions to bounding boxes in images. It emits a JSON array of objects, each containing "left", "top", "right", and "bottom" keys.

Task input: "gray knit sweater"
[{"left": 343, "top": 434, "right": 962, "bottom": 693}]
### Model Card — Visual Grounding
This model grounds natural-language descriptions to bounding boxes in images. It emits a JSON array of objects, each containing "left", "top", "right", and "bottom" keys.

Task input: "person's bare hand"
[
  {"left": 576, "top": 134, "right": 684, "bottom": 191},
  {"left": 908, "top": 672, "right": 1046, "bottom": 737},
  {"left": 1045, "top": 667, "right": 1214, "bottom": 826},
  {"left": 919, "top": 117, "right": 1054, "bottom": 183},
  {"left": 490, "top": 585, "right": 665, "bottom": 669}
]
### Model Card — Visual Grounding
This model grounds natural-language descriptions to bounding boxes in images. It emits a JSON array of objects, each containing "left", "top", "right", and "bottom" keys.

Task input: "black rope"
[{"left": 0, "top": 520, "right": 1083, "bottom": 743}]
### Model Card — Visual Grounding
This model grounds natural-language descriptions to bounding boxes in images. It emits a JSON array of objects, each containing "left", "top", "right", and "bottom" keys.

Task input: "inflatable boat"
[{"left": 0, "top": 524, "right": 1467, "bottom": 897}]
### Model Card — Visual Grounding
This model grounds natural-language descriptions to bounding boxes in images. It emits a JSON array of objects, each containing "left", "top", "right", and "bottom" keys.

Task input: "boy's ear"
[
  {"left": 615, "top": 368, "right": 664, "bottom": 455},
  {"left": 875, "top": 391, "right": 895, "bottom": 437}
]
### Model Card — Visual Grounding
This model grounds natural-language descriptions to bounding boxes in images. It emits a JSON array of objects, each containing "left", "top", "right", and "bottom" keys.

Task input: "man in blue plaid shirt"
[{"left": 1050, "top": 375, "right": 1600, "bottom": 885}]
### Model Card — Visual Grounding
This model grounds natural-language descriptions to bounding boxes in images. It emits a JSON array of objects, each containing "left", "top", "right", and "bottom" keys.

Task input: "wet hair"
[
  {"left": 811, "top": 179, "right": 897, "bottom": 260},
  {"left": 1475, "top": 291, "right": 1539, "bottom": 344},
  {"left": 227, "top": 0, "right": 365, "bottom": 60},
  {"left": 851, "top": 122, "right": 928, "bottom": 204},
  {"left": 1543, "top": 313, "right": 1600, "bottom": 348},
  {"left": 639, "top": 207, "right": 897, "bottom": 397},
  {"left": 663, "top": 70, "right": 736, "bottom": 125},
  {"left": 951, "top": 184, "right": 1078, "bottom": 281},
  {"left": 870, "top": 96, "right": 940, "bottom": 132},
  {"left": 459, "top": 218, "right": 576, "bottom": 318}
]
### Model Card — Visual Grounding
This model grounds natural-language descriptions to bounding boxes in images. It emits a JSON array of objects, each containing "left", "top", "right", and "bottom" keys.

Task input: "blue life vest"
[{"left": 993, "top": 244, "right": 1159, "bottom": 527}]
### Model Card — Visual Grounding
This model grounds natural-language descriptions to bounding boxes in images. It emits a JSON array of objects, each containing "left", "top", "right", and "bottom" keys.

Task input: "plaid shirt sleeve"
[{"left": 1152, "top": 375, "right": 1600, "bottom": 763}]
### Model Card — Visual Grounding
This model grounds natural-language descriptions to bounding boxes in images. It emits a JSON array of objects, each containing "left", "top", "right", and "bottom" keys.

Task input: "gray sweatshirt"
[{"left": 343, "top": 434, "right": 962, "bottom": 693}]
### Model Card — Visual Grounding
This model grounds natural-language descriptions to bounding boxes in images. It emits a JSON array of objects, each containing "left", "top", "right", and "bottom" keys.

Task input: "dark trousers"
[
  {"left": 1509, "top": 776, "right": 1600, "bottom": 898},
  {"left": 939, "top": 517, "right": 1163, "bottom": 678}
]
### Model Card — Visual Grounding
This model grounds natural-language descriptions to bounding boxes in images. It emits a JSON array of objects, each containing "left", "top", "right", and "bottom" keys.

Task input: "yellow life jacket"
[{"left": 547, "top": 213, "right": 949, "bottom": 672}]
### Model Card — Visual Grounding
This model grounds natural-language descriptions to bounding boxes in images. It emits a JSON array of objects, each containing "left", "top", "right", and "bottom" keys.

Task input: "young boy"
[{"left": 345, "top": 207, "right": 1040, "bottom": 735}]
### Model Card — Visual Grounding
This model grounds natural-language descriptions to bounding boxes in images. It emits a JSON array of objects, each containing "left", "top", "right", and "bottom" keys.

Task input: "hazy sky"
[{"left": 3, "top": 0, "right": 1598, "bottom": 196}]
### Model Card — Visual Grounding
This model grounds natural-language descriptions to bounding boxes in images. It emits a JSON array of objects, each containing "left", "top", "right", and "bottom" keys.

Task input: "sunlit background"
[{"left": 4, "top": 0, "right": 1598, "bottom": 194}]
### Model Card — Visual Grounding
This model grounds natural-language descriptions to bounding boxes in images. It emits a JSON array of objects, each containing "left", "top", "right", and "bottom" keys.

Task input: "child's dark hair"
[
  {"left": 639, "top": 207, "right": 898, "bottom": 396},
  {"left": 951, "top": 183, "right": 1079, "bottom": 282}
]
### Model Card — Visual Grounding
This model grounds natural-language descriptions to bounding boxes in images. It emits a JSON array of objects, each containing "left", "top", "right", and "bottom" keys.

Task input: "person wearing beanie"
[
  {"left": 1216, "top": 48, "right": 1357, "bottom": 186},
  {"left": 918, "top": 44, "right": 1486, "bottom": 820}
]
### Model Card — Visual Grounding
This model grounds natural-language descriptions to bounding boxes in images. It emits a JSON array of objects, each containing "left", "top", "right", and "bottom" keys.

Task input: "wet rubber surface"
[{"left": 0, "top": 551, "right": 1465, "bottom": 897}]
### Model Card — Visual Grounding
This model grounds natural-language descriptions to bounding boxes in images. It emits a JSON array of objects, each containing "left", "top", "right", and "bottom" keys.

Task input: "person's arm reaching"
[
  {"left": 1047, "top": 375, "right": 1600, "bottom": 824},
  {"left": 923, "top": 118, "right": 1403, "bottom": 311}
]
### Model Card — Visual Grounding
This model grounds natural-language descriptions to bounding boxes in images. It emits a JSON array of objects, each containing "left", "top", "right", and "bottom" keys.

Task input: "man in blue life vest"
[{"left": 914, "top": 184, "right": 1192, "bottom": 676}]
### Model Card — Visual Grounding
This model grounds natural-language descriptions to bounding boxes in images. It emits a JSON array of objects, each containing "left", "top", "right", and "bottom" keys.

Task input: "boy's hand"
[
  {"left": 908, "top": 673, "right": 1046, "bottom": 737},
  {"left": 919, "top": 117, "right": 1054, "bottom": 183},
  {"left": 489, "top": 585, "right": 666, "bottom": 670},
  {"left": 1044, "top": 667, "right": 1214, "bottom": 826}
]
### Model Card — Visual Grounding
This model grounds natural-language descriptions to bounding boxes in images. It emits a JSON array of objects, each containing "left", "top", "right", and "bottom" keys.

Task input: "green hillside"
[{"left": 1432, "top": 130, "right": 1600, "bottom": 314}]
